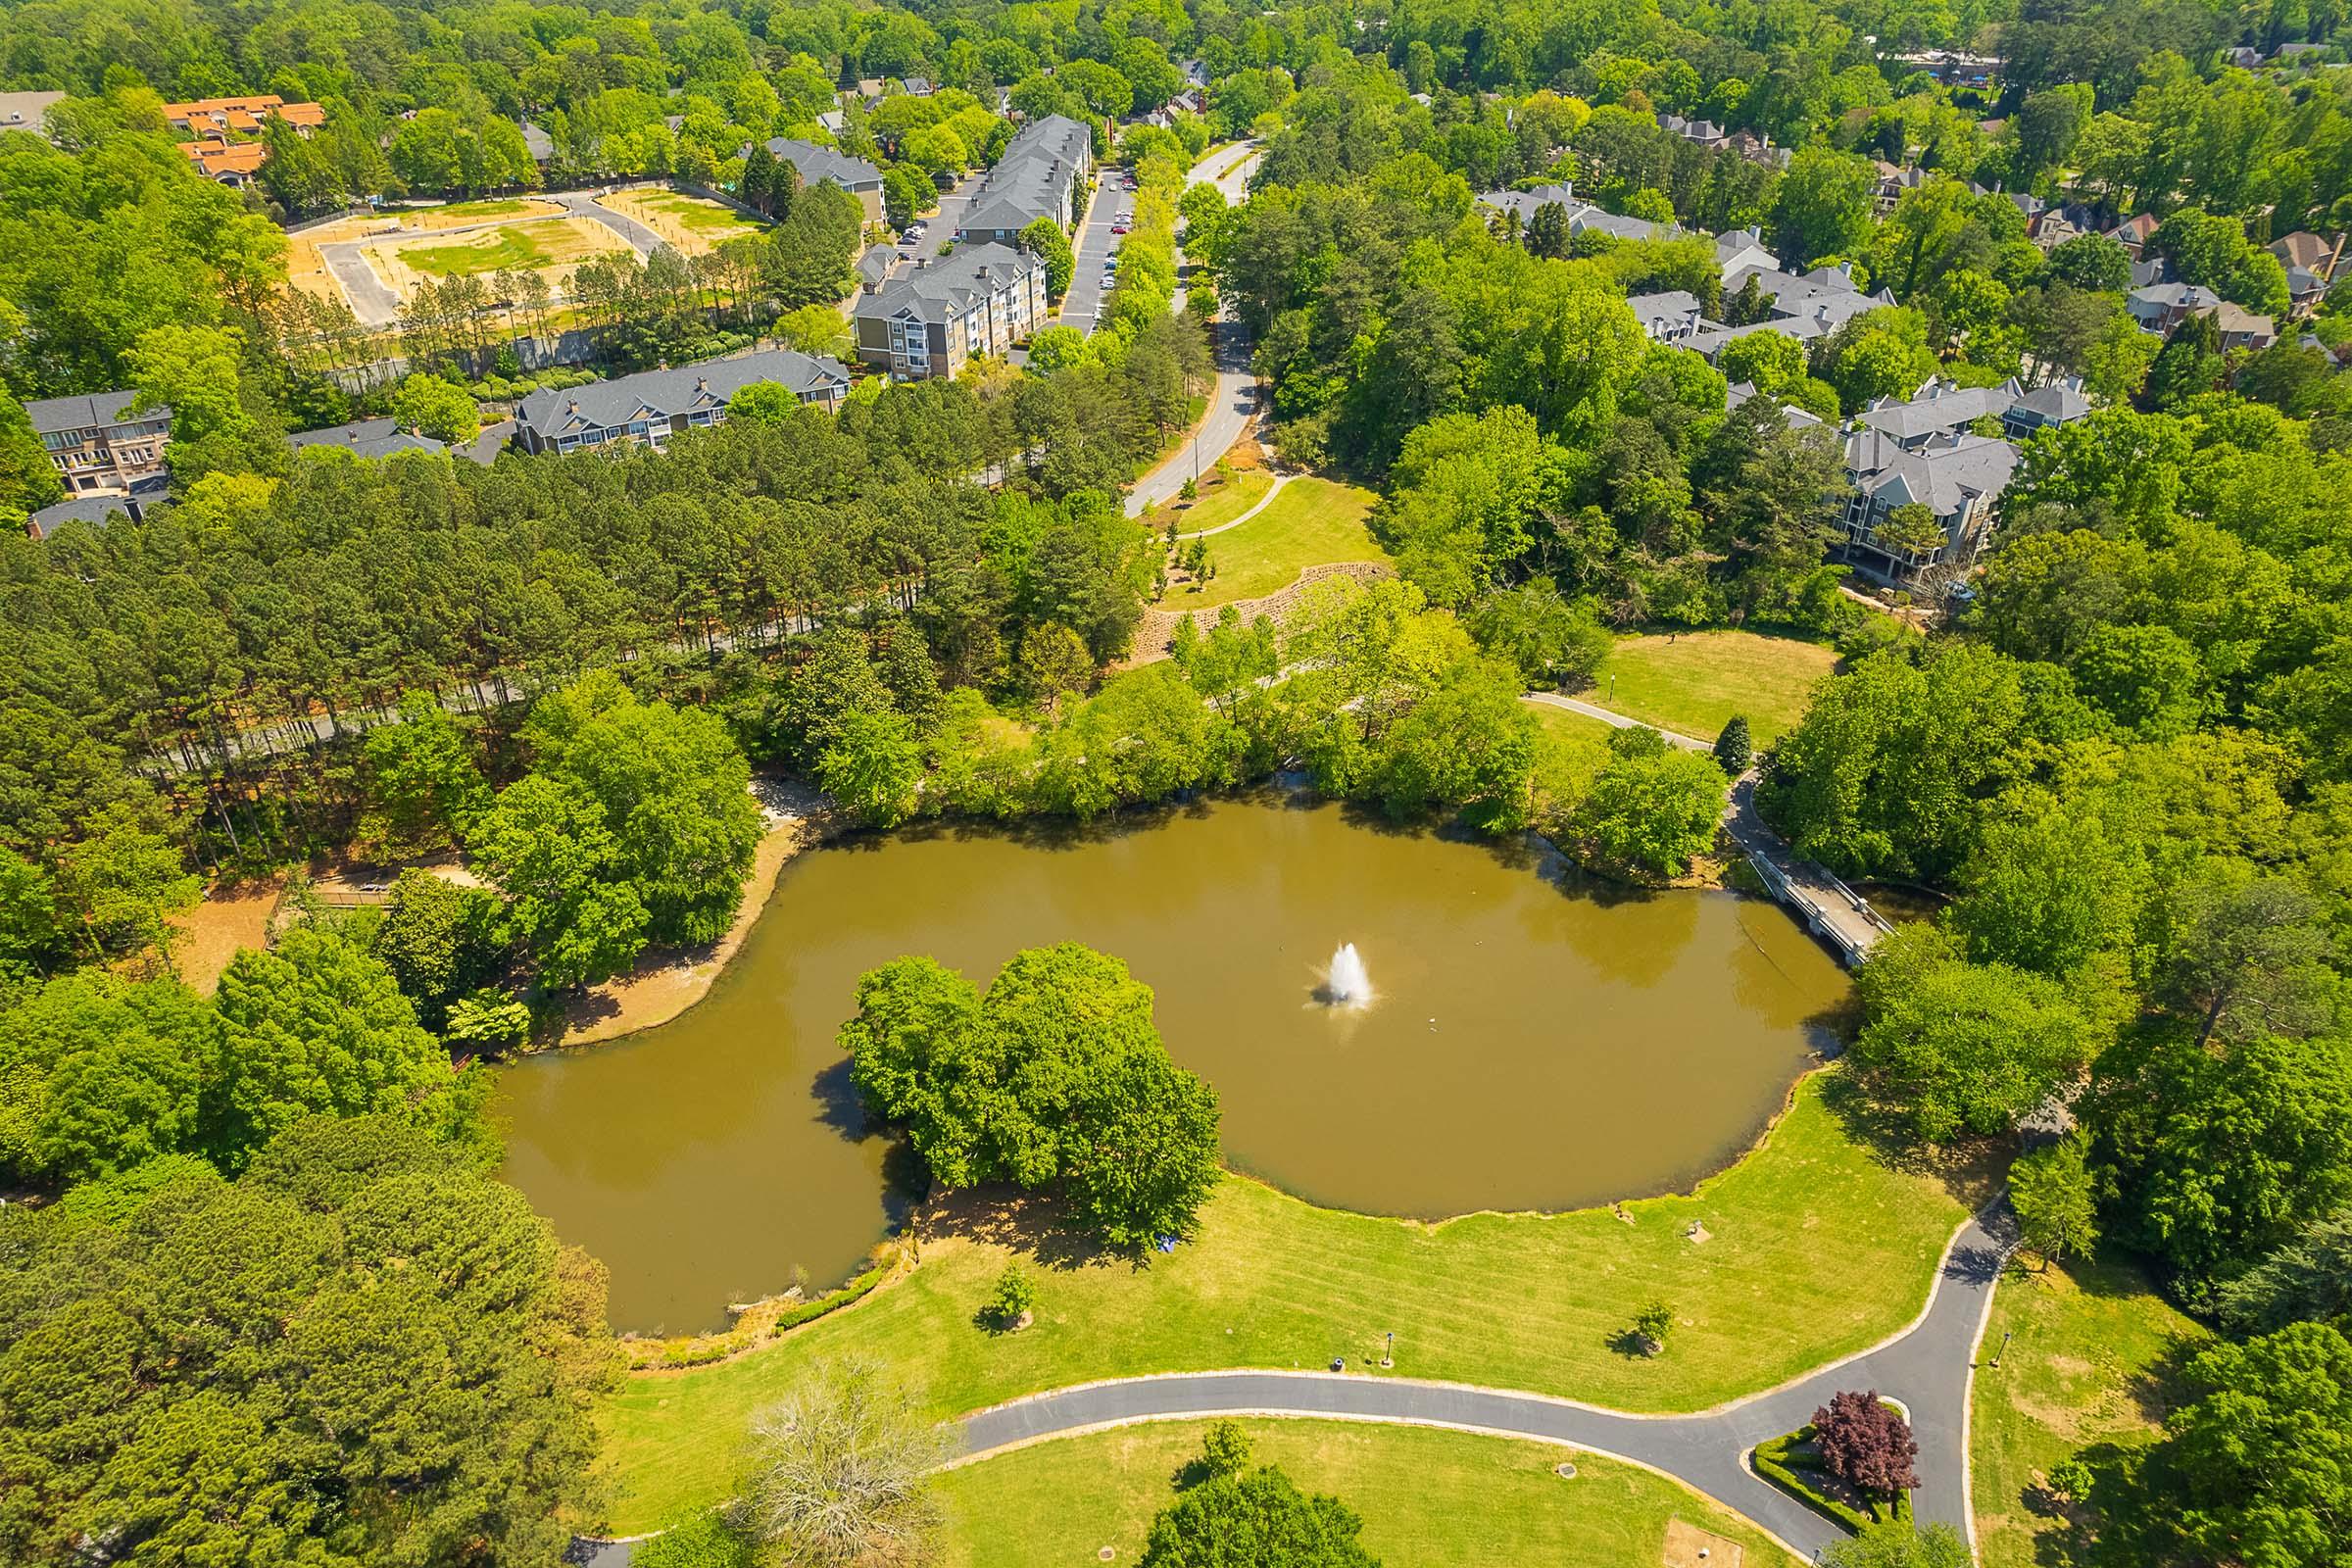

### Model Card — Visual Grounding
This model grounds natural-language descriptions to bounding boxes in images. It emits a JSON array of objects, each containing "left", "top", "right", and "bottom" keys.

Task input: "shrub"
[{"left": 988, "top": 1262, "right": 1036, "bottom": 1328}]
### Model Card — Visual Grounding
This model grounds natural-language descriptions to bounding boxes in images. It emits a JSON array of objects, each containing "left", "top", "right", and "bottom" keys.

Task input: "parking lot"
[{"left": 1057, "top": 168, "right": 1136, "bottom": 335}]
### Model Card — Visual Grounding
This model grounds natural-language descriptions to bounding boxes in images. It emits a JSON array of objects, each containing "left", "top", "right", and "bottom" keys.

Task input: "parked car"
[{"left": 1111, "top": 222, "right": 1129, "bottom": 234}]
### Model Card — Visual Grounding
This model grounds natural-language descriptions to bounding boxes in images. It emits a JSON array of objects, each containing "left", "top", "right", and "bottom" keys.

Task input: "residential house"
[
  {"left": 2273, "top": 40, "right": 2330, "bottom": 62},
  {"left": 28, "top": 391, "right": 171, "bottom": 498},
  {"left": 162, "top": 95, "right": 324, "bottom": 136},
  {"left": 289, "top": 416, "right": 512, "bottom": 466},
  {"left": 2127, "top": 280, "right": 2224, "bottom": 333},
  {"left": 1477, "top": 183, "right": 1687, "bottom": 242},
  {"left": 27, "top": 476, "right": 170, "bottom": 538},
  {"left": 2286, "top": 265, "right": 2328, "bottom": 317},
  {"left": 1688, "top": 262, "right": 1894, "bottom": 360},
  {"left": 1657, "top": 113, "right": 1727, "bottom": 147},
  {"left": 0, "top": 90, "right": 64, "bottom": 143},
  {"left": 816, "top": 109, "right": 849, "bottom": 137},
  {"left": 511, "top": 349, "right": 853, "bottom": 455},
  {"left": 760, "top": 137, "right": 887, "bottom": 222},
  {"left": 1855, "top": 375, "right": 2026, "bottom": 448},
  {"left": 956, "top": 116, "right": 1093, "bottom": 245},
  {"left": 1838, "top": 427, "right": 2020, "bottom": 585},
  {"left": 2001, "top": 379, "right": 2093, "bottom": 440},
  {"left": 857, "top": 246, "right": 897, "bottom": 291},
  {"left": 2268, "top": 229, "right": 2339, "bottom": 278},
  {"left": 2228, "top": 45, "right": 2265, "bottom": 68},
  {"left": 1873, "top": 161, "right": 1928, "bottom": 216},
  {"left": 2211, "top": 300, "right": 2278, "bottom": 351},
  {"left": 1727, "top": 129, "right": 1791, "bottom": 170},
  {"left": 1726, "top": 380, "right": 1825, "bottom": 429},
  {"left": 519, "top": 120, "right": 556, "bottom": 163},
  {"left": 2109, "top": 213, "right": 2160, "bottom": 260},
  {"left": 899, "top": 76, "right": 935, "bottom": 97},
  {"left": 1625, "top": 290, "right": 1706, "bottom": 345},
  {"left": 1714, "top": 226, "right": 1779, "bottom": 276},
  {"left": 852, "top": 244, "right": 1048, "bottom": 379}
]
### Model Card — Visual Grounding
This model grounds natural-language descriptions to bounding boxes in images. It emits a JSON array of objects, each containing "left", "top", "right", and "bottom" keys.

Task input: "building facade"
[
  {"left": 28, "top": 391, "right": 172, "bottom": 498},
  {"left": 956, "top": 116, "right": 1094, "bottom": 245},
  {"left": 852, "top": 244, "right": 1048, "bottom": 379}
]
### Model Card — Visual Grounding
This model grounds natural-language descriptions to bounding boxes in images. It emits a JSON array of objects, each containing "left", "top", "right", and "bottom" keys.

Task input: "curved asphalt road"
[
  {"left": 1127, "top": 140, "right": 1264, "bottom": 516},
  {"left": 953, "top": 1204, "right": 2014, "bottom": 1562}
]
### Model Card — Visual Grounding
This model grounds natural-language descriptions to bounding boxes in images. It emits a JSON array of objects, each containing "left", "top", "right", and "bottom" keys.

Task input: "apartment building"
[
  {"left": 852, "top": 244, "right": 1048, "bottom": 379},
  {"left": 511, "top": 349, "right": 853, "bottom": 455},
  {"left": 28, "top": 391, "right": 172, "bottom": 497}
]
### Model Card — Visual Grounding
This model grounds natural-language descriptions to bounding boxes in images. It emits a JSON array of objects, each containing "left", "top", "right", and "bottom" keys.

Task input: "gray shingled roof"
[
  {"left": 1726, "top": 380, "right": 1825, "bottom": 429},
  {"left": 959, "top": 115, "right": 1090, "bottom": 235},
  {"left": 2010, "top": 382, "right": 2091, "bottom": 423},
  {"left": 290, "top": 416, "right": 448, "bottom": 461},
  {"left": 514, "top": 350, "right": 853, "bottom": 442},
  {"left": 1845, "top": 429, "right": 2019, "bottom": 515},
  {"left": 29, "top": 494, "right": 133, "bottom": 535},
  {"left": 1856, "top": 377, "right": 2023, "bottom": 442},
  {"left": 856, "top": 244, "right": 1040, "bottom": 327},
  {"left": 1625, "top": 290, "right": 1702, "bottom": 335},
  {"left": 761, "top": 137, "right": 883, "bottom": 191},
  {"left": 26, "top": 389, "right": 166, "bottom": 435}
]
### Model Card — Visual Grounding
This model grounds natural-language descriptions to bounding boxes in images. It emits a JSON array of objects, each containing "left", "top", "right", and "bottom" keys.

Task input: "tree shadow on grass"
[
  {"left": 1816, "top": 1069, "right": 2013, "bottom": 1202},
  {"left": 921, "top": 1183, "right": 1135, "bottom": 1274}
]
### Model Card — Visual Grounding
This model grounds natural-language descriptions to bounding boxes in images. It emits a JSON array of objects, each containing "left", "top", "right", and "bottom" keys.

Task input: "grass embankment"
[
  {"left": 597, "top": 1075, "right": 1974, "bottom": 1530},
  {"left": 1152, "top": 466, "right": 1273, "bottom": 535},
  {"left": 937, "top": 1419, "right": 1800, "bottom": 1568},
  {"left": 1970, "top": 1252, "right": 2208, "bottom": 1568},
  {"left": 1594, "top": 632, "right": 1839, "bottom": 745},
  {"left": 1530, "top": 701, "right": 1621, "bottom": 747},
  {"left": 436, "top": 197, "right": 536, "bottom": 219},
  {"left": 1164, "top": 477, "right": 1387, "bottom": 610}
]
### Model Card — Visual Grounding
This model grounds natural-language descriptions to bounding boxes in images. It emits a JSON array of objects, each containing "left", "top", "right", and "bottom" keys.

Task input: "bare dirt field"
[
  {"left": 285, "top": 199, "right": 569, "bottom": 305},
  {"left": 169, "top": 877, "right": 284, "bottom": 995}
]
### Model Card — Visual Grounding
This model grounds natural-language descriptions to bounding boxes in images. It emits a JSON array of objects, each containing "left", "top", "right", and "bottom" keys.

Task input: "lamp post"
[
  {"left": 1381, "top": 1331, "right": 1394, "bottom": 1369},
  {"left": 1989, "top": 1329, "right": 2013, "bottom": 1369}
]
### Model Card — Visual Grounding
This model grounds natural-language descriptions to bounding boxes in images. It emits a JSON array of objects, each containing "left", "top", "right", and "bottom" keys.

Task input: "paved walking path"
[
  {"left": 1176, "top": 469, "right": 1292, "bottom": 537},
  {"left": 570, "top": 1204, "right": 2011, "bottom": 1567},
  {"left": 1520, "top": 692, "right": 1891, "bottom": 965},
  {"left": 953, "top": 1203, "right": 2015, "bottom": 1562}
]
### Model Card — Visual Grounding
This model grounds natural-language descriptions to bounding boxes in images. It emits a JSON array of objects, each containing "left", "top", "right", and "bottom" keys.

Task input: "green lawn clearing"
[
  {"left": 1970, "top": 1251, "right": 2208, "bottom": 1568},
  {"left": 435, "top": 197, "right": 535, "bottom": 219},
  {"left": 1161, "top": 476, "right": 1387, "bottom": 610},
  {"left": 596, "top": 1073, "right": 1977, "bottom": 1531},
  {"left": 637, "top": 190, "right": 761, "bottom": 235},
  {"left": 400, "top": 219, "right": 582, "bottom": 277},
  {"left": 1529, "top": 700, "right": 1622, "bottom": 748},
  {"left": 937, "top": 1419, "right": 1800, "bottom": 1568},
  {"left": 1592, "top": 632, "right": 1838, "bottom": 746},
  {"left": 1150, "top": 466, "right": 1274, "bottom": 536}
]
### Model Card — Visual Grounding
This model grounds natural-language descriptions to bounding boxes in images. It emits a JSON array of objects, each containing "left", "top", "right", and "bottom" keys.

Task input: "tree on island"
[
  {"left": 1814, "top": 1390, "right": 1920, "bottom": 1498},
  {"left": 1820, "top": 1523, "right": 1972, "bottom": 1568},
  {"left": 840, "top": 943, "right": 1221, "bottom": 1248}
]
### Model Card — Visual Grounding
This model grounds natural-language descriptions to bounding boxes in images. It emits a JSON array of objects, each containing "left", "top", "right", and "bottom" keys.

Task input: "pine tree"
[{"left": 741, "top": 142, "right": 776, "bottom": 215}]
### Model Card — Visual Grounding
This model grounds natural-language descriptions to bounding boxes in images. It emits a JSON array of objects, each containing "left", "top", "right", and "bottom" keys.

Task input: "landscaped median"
[{"left": 595, "top": 1071, "right": 1980, "bottom": 1531}]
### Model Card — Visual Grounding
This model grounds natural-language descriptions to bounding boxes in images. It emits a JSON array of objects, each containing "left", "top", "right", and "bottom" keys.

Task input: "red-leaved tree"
[{"left": 1813, "top": 1389, "right": 1919, "bottom": 1495}]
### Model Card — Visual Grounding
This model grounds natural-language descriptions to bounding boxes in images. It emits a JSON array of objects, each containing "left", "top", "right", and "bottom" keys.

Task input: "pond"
[{"left": 495, "top": 796, "right": 1851, "bottom": 1333}]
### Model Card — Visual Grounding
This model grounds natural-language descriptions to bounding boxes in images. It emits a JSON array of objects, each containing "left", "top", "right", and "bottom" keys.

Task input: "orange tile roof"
[
  {"left": 162, "top": 94, "right": 285, "bottom": 119},
  {"left": 182, "top": 140, "right": 270, "bottom": 175},
  {"left": 276, "top": 102, "right": 325, "bottom": 128}
]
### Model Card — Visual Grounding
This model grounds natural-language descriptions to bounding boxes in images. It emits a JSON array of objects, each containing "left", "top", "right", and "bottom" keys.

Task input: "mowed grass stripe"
[{"left": 595, "top": 1074, "right": 1970, "bottom": 1530}]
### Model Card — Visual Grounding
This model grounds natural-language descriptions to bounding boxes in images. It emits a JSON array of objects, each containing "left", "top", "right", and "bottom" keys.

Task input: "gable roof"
[
  {"left": 1856, "top": 375, "right": 2023, "bottom": 441},
  {"left": 761, "top": 137, "right": 883, "bottom": 191},
  {"left": 1845, "top": 428, "right": 2020, "bottom": 515},
  {"left": 959, "top": 115, "right": 1091, "bottom": 234},
  {"left": 854, "top": 243, "right": 1040, "bottom": 326},
  {"left": 26, "top": 390, "right": 165, "bottom": 435},
  {"left": 515, "top": 349, "right": 853, "bottom": 440},
  {"left": 290, "top": 416, "right": 447, "bottom": 461}
]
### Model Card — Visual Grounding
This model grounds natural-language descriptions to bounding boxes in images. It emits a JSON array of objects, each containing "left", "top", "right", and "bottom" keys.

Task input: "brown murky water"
[{"left": 496, "top": 796, "right": 1850, "bottom": 1332}]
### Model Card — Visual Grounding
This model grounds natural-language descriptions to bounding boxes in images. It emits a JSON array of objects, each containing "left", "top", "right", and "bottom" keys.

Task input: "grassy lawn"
[
  {"left": 597, "top": 1074, "right": 1977, "bottom": 1530},
  {"left": 401, "top": 219, "right": 580, "bottom": 276},
  {"left": 1162, "top": 477, "right": 1387, "bottom": 610},
  {"left": 1529, "top": 701, "right": 1621, "bottom": 747},
  {"left": 1592, "top": 632, "right": 1839, "bottom": 746},
  {"left": 1970, "top": 1251, "right": 2208, "bottom": 1568},
  {"left": 1148, "top": 466, "right": 1274, "bottom": 536},
  {"left": 436, "top": 197, "right": 535, "bottom": 219},
  {"left": 937, "top": 1419, "right": 1800, "bottom": 1568},
  {"left": 638, "top": 190, "right": 761, "bottom": 235}
]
